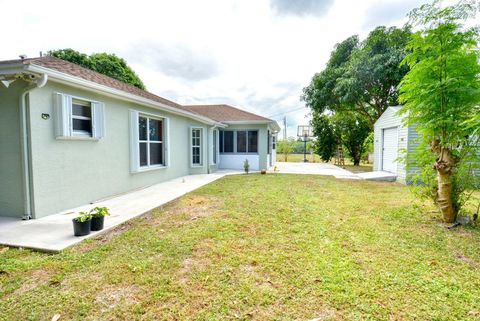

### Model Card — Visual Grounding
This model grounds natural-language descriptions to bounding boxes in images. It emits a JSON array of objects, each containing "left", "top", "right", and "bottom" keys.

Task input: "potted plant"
[
  {"left": 72, "top": 212, "right": 92, "bottom": 237},
  {"left": 89, "top": 206, "right": 110, "bottom": 231},
  {"left": 244, "top": 159, "right": 250, "bottom": 174}
]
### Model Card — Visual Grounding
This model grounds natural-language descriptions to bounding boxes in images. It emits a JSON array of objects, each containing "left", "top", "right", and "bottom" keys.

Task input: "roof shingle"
[
  {"left": 1, "top": 56, "right": 276, "bottom": 125},
  {"left": 182, "top": 104, "right": 273, "bottom": 122},
  {"left": 15, "top": 56, "right": 183, "bottom": 110}
]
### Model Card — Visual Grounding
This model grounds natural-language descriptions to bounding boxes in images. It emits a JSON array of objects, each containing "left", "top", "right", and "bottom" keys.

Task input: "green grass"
[
  {"left": 1, "top": 175, "right": 480, "bottom": 320},
  {"left": 277, "top": 153, "right": 321, "bottom": 163}
]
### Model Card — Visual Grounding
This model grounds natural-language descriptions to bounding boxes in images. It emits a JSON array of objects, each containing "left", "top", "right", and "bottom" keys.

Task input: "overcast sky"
[{"left": 0, "top": 0, "right": 427, "bottom": 137}]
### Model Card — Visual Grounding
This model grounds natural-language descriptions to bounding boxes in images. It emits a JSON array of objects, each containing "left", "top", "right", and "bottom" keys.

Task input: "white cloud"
[{"left": 0, "top": 0, "right": 421, "bottom": 137}]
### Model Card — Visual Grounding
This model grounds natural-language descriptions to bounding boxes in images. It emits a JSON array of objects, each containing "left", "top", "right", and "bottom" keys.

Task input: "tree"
[
  {"left": 399, "top": 0, "right": 480, "bottom": 223},
  {"left": 303, "top": 26, "right": 412, "bottom": 127},
  {"left": 333, "top": 113, "right": 371, "bottom": 166},
  {"left": 311, "top": 113, "right": 371, "bottom": 165},
  {"left": 277, "top": 138, "right": 295, "bottom": 161},
  {"left": 48, "top": 49, "right": 146, "bottom": 90},
  {"left": 311, "top": 113, "right": 338, "bottom": 162}
]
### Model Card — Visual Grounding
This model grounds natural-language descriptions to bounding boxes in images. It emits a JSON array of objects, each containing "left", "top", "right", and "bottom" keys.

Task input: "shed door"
[{"left": 382, "top": 127, "right": 398, "bottom": 173}]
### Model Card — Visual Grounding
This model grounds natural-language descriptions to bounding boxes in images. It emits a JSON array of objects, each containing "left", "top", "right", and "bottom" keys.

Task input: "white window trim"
[
  {"left": 190, "top": 126, "right": 204, "bottom": 167},
  {"left": 130, "top": 110, "right": 170, "bottom": 173},
  {"left": 54, "top": 92, "right": 105, "bottom": 141}
]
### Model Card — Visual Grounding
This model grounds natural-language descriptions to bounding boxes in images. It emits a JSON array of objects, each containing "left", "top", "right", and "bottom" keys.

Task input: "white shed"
[{"left": 373, "top": 106, "right": 418, "bottom": 184}]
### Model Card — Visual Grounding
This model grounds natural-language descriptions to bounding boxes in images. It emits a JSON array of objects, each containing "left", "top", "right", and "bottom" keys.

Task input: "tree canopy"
[
  {"left": 399, "top": 0, "right": 480, "bottom": 223},
  {"left": 48, "top": 49, "right": 146, "bottom": 90},
  {"left": 311, "top": 112, "right": 371, "bottom": 165},
  {"left": 303, "top": 26, "right": 412, "bottom": 127}
]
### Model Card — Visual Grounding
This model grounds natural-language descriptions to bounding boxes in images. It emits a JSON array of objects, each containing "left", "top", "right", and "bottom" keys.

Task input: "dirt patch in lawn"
[
  {"left": 94, "top": 284, "right": 141, "bottom": 312},
  {"left": 154, "top": 195, "right": 224, "bottom": 227},
  {"left": 177, "top": 239, "right": 215, "bottom": 285},
  {"left": 7, "top": 269, "right": 55, "bottom": 298}
]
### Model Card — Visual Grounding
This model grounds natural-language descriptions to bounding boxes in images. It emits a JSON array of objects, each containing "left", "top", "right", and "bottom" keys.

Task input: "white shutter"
[
  {"left": 164, "top": 117, "right": 170, "bottom": 167},
  {"left": 129, "top": 110, "right": 140, "bottom": 172},
  {"left": 92, "top": 102, "right": 105, "bottom": 139},
  {"left": 53, "top": 93, "right": 72, "bottom": 138}
]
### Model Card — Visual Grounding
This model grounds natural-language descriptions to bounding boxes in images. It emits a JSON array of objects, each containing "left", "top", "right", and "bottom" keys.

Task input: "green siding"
[
  {"left": 28, "top": 82, "right": 211, "bottom": 218},
  {"left": 0, "top": 81, "right": 26, "bottom": 218}
]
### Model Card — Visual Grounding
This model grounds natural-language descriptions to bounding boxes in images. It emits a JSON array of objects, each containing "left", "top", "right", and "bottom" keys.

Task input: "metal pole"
[{"left": 303, "top": 135, "right": 307, "bottom": 162}]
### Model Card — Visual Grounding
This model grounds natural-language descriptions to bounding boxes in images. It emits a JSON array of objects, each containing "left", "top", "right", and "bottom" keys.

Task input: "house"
[
  {"left": 0, "top": 56, "right": 280, "bottom": 220},
  {"left": 373, "top": 106, "right": 419, "bottom": 184}
]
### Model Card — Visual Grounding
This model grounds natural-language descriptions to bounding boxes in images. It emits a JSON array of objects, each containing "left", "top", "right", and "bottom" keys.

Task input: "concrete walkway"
[
  {"left": 356, "top": 171, "right": 397, "bottom": 182},
  {"left": 0, "top": 170, "right": 241, "bottom": 252},
  {"left": 273, "top": 162, "right": 361, "bottom": 180}
]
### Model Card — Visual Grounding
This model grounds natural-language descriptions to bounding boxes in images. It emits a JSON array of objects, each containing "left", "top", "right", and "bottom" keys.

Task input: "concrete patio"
[
  {"left": 273, "top": 162, "right": 361, "bottom": 180},
  {"left": 0, "top": 170, "right": 241, "bottom": 252}
]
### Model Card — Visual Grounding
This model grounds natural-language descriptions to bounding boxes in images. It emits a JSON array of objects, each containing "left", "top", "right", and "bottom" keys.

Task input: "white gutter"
[
  {"left": 19, "top": 73, "right": 48, "bottom": 219},
  {"left": 23, "top": 64, "right": 227, "bottom": 128}
]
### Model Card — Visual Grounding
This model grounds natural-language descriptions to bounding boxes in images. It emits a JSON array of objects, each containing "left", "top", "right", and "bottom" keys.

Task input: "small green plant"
[
  {"left": 244, "top": 159, "right": 250, "bottom": 174},
  {"left": 90, "top": 206, "right": 110, "bottom": 218},
  {"left": 73, "top": 211, "right": 92, "bottom": 222}
]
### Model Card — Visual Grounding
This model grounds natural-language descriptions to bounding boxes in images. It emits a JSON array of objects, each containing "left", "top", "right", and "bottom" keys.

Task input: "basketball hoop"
[
  {"left": 297, "top": 125, "right": 313, "bottom": 162},
  {"left": 297, "top": 125, "right": 313, "bottom": 141}
]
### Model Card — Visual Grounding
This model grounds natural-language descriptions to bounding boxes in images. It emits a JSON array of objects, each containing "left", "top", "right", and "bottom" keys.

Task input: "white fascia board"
[{"left": 15, "top": 64, "right": 225, "bottom": 127}]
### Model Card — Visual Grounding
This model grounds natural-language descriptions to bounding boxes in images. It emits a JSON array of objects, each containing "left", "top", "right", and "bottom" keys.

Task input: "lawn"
[
  {"left": 277, "top": 153, "right": 373, "bottom": 173},
  {"left": 1, "top": 175, "right": 480, "bottom": 320}
]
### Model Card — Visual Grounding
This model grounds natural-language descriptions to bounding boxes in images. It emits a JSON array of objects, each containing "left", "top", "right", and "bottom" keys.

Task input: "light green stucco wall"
[
  {"left": 0, "top": 81, "right": 26, "bottom": 218},
  {"left": 28, "top": 81, "right": 211, "bottom": 218}
]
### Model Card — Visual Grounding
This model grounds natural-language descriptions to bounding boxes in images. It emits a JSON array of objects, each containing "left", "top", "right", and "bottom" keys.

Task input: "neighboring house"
[
  {"left": 373, "top": 106, "right": 419, "bottom": 184},
  {"left": 0, "top": 56, "right": 280, "bottom": 219}
]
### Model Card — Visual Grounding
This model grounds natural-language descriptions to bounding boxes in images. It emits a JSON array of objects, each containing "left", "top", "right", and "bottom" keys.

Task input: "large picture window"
[
  {"left": 191, "top": 128, "right": 202, "bottom": 166},
  {"left": 138, "top": 116, "right": 164, "bottom": 168}
]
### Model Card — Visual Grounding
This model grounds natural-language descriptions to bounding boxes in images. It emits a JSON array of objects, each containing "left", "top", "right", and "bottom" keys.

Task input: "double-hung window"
[
  {"left": 54, "top": 93, "right": 105, "bottom": 139},
  {"left": 130, "top": 110, "right": 168, "bottom": 172},
  {"left": 139, "top": 116, "right": 164, "bottom": 167},
  {"left": 191, "top": 128, "right": 202, "bottom": 166},
  {"left": 71, "top": 99, "right": 93, "bottom": 136}
]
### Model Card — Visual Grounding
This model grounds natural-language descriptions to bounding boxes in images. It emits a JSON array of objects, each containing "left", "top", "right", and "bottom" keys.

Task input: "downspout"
[{"left": 19, "top": 73, "right": 48, "bottom": 219}]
